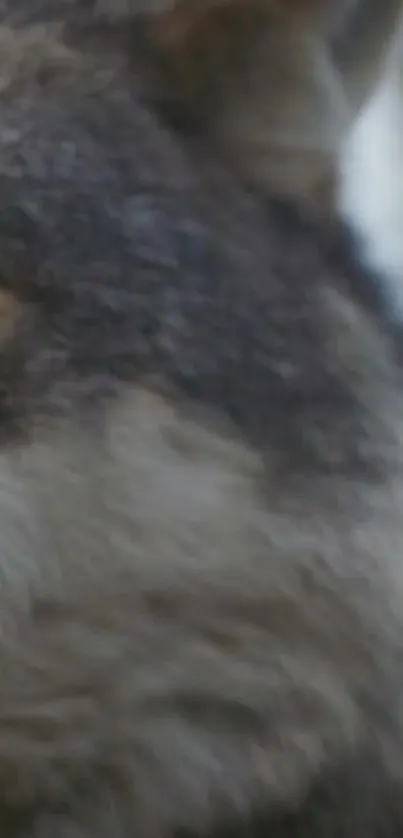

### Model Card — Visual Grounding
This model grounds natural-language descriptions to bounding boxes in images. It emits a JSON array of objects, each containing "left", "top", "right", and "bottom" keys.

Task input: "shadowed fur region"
[{"left": 0, "top": 4, "right": 401, "bottom": 838}]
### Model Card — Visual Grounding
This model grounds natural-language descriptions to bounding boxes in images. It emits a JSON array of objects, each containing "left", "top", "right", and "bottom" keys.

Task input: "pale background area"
[{"left": 340, "top": 24, "right": 403, "bottom": 312}]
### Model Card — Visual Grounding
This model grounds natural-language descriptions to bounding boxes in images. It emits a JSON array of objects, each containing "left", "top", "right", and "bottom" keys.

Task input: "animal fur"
[
  {"left": 137, "top": 0, "right": 403, "bottom": 204},
  {"left": 2, "top": 0, "right": 402, "bottom": 207},
  {"left": 0, "top": 7, "right": 402, "bottom": 838}
]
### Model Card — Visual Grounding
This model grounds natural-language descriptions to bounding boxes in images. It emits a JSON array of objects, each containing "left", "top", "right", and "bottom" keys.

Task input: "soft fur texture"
[
  {"left": 0, "top": 5, "right": 402, "bottom": 838},
  {"left": 141, "top": 0, "right": 403, "bottom": 205},
  {"left": 2, "top": 0, "right": 402, "bottom": 207}
]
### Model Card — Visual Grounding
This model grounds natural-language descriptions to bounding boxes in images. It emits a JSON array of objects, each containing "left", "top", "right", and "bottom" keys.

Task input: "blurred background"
[{"left": 341, "top": 16, "right": 403, "bottom": 311}]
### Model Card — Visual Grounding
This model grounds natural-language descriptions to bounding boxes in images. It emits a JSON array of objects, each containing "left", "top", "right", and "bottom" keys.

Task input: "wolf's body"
[{"left": 0, "top": 6, "right": 401, "bottom": 838}]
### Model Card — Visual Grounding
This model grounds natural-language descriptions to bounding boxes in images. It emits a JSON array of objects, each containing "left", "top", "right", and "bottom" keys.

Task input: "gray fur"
[
  {"left": 0, "top": 10, "right": 401, "bottom": 838},
  {"left": 0, "top": 1, "right": 402, "bottom": 205}
]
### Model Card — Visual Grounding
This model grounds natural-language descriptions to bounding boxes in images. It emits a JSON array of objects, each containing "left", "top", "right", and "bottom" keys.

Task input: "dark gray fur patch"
[{"left": 0, "top": 37, "right": 399, "bottom": 476}]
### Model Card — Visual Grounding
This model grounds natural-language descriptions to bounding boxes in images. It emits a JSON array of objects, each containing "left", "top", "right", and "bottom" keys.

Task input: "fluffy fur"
[
  {"left": 138, "top": 0, "right": 403, "bottom": 204},
  {"left": 0, "top": 7, "right": 402, "bottom": 838},
  {"left": 2, "top": 0, "right": 402, "bottom": 206}
]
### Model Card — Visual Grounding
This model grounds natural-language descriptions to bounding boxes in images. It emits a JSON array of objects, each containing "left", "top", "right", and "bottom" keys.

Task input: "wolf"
[{"left": 0, "top": 3, "right": 400, "bottom": 837}]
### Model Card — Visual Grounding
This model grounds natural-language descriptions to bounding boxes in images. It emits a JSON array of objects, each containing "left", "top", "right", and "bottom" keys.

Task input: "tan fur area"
[
  {"left": 0, "top": 23, "right": 78, "bottom": 90},
  {"left": 0, "top": 375, "right": 402, "bottom": 829},
  {"left": 0, "top": 291, "right": 20, "bottom": 341},
  {"left": 146, "top": 0, "right": 403, "bottom": 206},
  {"left": 149, "top": 0, "right": 351, "bottom": 202}
]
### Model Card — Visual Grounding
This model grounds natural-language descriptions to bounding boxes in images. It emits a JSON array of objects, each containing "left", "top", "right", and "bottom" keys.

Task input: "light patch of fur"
[
  {"left": 150, "top": 1, "right": 353, "bottom": 202},
  {"left": 0, "top": 23, "right": 77, "bottom": 92},
  {"left": 0, "top": 384, "right": 403, "bottom": 828},
  {"left": 143, "top": 1, "right": 403, "bottom": 207},
  {"left": 215, "top": 29, "right": 351, "bottom": 200}
]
